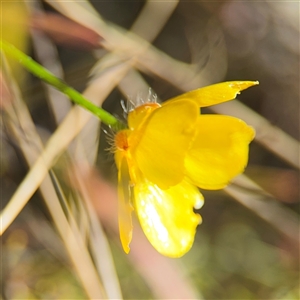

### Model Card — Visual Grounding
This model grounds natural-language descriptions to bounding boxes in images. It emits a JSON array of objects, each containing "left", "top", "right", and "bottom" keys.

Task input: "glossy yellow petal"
[
  {"left": 168, "top": 81, "right": 259, "bottom": 107},
  {"left": 185, "top": 115, "right": 255, "bottom": 190},
  {"left": 131, "top": 100, "right": 198, "bottom": 189},
  {"left": 128, "top": 103, "right": 160, "bottom": 130},
  {"left": 117, "top": 155, "right": 133, "bottom": 253},
  {"left": 134, "top": 179, "right": 203, "bottom": 257}
]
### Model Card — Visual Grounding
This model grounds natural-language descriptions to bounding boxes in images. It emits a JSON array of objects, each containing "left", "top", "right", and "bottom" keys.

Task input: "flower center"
[{"left": 115, "top": 130, "right": 130, "bottom": 151}]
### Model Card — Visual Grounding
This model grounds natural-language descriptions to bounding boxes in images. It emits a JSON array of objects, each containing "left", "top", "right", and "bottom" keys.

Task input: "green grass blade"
[{"left": 0, "top": 39, "right": 123, "bottom": 129}]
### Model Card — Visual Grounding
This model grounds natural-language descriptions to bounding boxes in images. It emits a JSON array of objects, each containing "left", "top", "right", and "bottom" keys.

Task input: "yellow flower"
[{"left": 113, "top": 81, "right": 258, "bottom": 257}]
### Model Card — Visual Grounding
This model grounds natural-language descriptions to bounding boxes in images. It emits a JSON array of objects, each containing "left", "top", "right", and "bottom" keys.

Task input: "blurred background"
[{"left": 1, "top": 1, "right": 299, "bottom": 299}]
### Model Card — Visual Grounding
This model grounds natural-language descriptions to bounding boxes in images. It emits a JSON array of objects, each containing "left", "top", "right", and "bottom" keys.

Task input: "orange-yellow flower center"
[{"left": 115, "top": 130, "right": 130, "bottom": 151}]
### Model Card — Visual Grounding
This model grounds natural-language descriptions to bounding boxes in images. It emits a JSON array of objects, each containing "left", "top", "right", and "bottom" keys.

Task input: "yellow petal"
[
  {"left": 131, "top": 100, "right": 198, "bottom": 189},
  {"left": 128, "top": 103, "right": 160, "bottom": 130},
  {"left": 134, "top": 179, "right": 203, "bottom": 257},
  {"left": 117, "top": 155, "right": 133, "bottom": 253},
  {"left": 185, "top": 115, "right": 255, "bottom": 190},
  {"left": 168, "top": 81, "right": 259, "bottom": 107}
]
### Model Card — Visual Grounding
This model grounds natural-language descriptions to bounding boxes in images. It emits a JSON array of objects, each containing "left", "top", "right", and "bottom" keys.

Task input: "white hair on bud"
[{"left": 121, "top": 88, "right": 158, "bottom": 117}]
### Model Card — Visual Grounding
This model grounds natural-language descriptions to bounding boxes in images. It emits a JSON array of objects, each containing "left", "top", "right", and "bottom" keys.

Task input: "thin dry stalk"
[
  {"left": 30, "top": 22, "right": 72, "bottom": 124},
  {"left": 72, "top": 166, "right": 123, "bottom": 299},
  {"left": 110, "top": 1, "right": 178, "bottom": 101},
  {"left": 227, "top": 175, "right": 299, "bottom": 245},
  {"left": 0, "top": 60, "right": 132, "bottom": 234},
  {"left": 46, "top": 0, "right": 205, "bottom": 87},
  {"left": 130, "top": 1, "right": 179, "bottom": 41},
  {"left": 1, "top": 58, "right": 106, "bottom": 299}
]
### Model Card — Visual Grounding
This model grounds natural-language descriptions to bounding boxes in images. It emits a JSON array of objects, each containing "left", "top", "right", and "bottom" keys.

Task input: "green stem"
[{"left": 0, "top": 39, "right": 123, "bottom": 129}]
